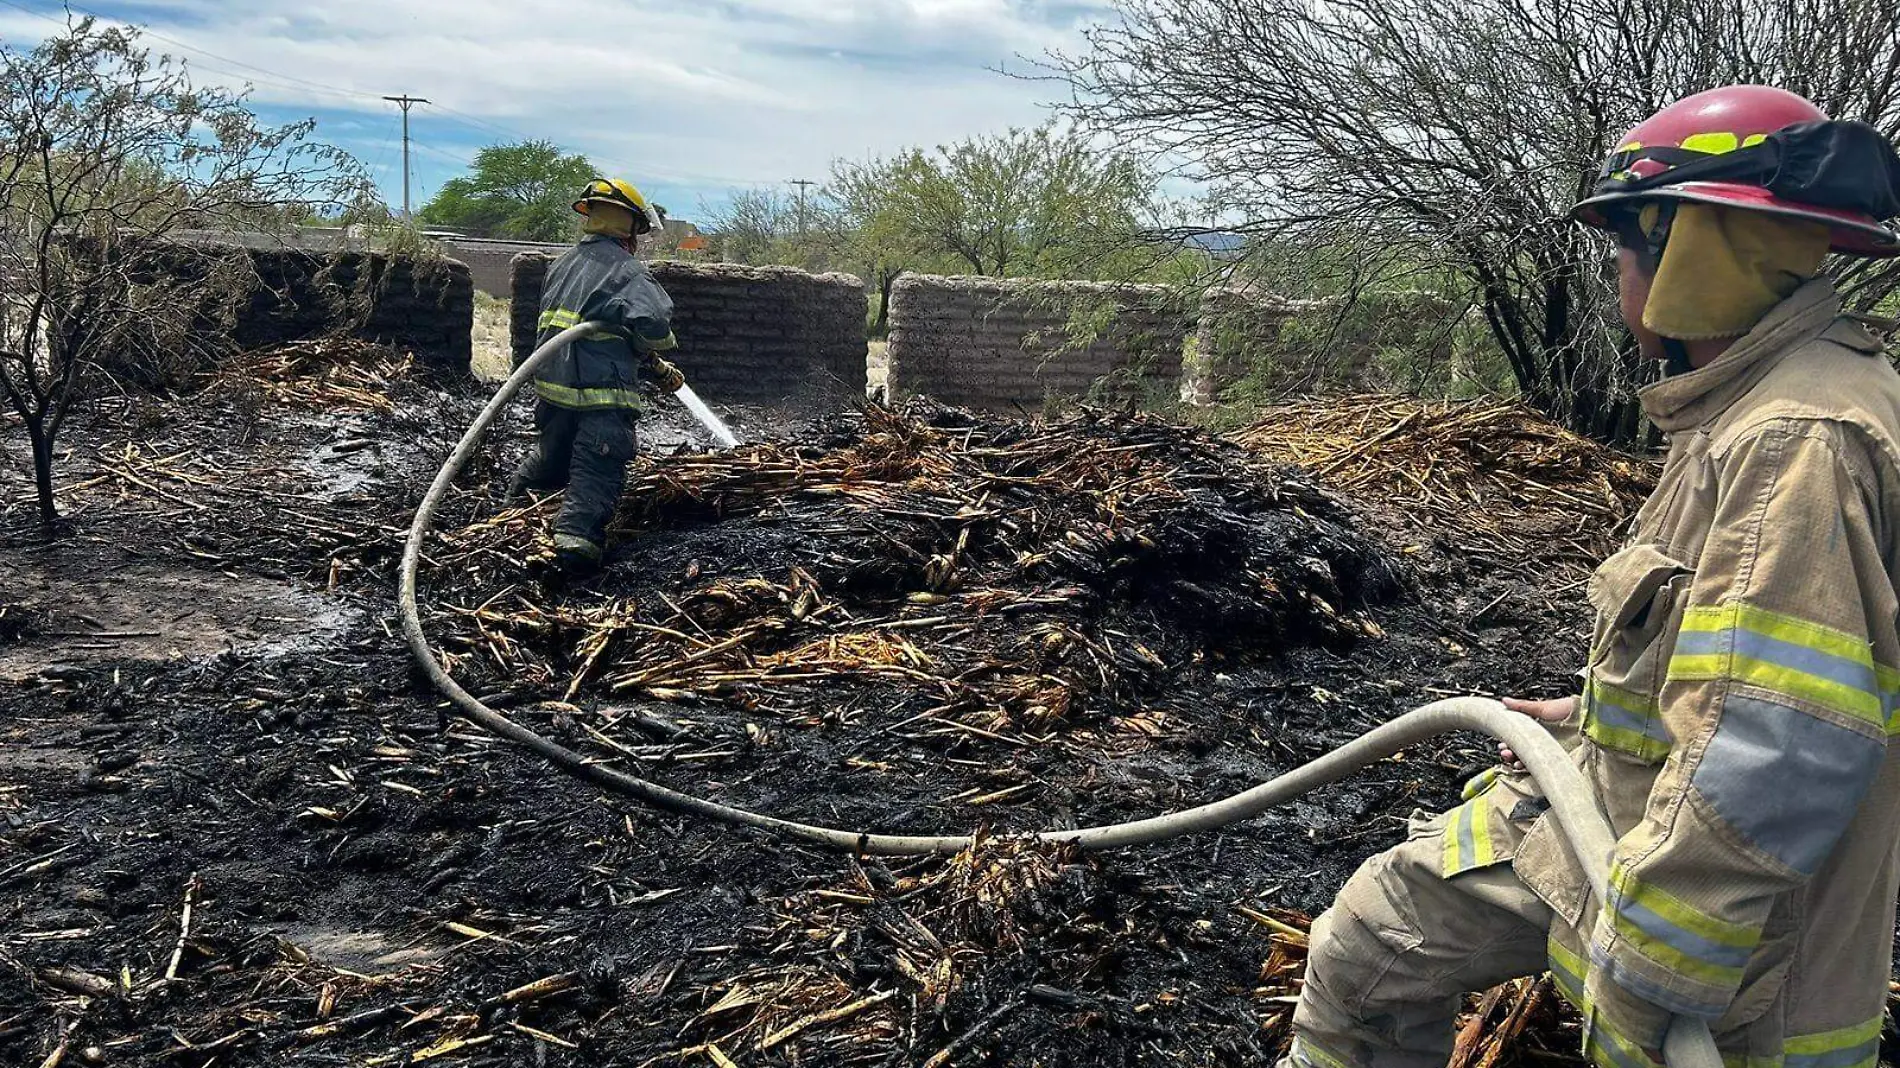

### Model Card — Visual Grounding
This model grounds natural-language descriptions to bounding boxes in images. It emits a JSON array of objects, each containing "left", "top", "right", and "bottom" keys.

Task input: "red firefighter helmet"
[{"left": 1573, "top": 85, "right": 1900, "bottom": 257}]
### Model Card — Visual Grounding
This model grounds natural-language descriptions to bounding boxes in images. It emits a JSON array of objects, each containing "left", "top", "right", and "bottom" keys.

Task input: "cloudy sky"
[{"left": 0, "top": 0, "right": 1114, "bottom": 222}]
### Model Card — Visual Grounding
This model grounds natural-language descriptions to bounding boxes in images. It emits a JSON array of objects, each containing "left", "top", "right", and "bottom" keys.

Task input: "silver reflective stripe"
[
  {"left": 1589, "top": 941, "right": 1728, "bottom": 1019},
  {"left": 1692, "top": 694, "right": 1884, "bottom": 874},
  {"left": 1589, "top": 690, "right": 1672, "bottom": 744},
  {"left": 1674, "top": 628, "right": 1880, "bottom": 695},
  {"left": 1611, "top": 897, "right": 1753, "bottom": 969}
]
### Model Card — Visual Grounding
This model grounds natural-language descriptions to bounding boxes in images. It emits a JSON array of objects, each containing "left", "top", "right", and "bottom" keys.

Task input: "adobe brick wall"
[
  {"left": 1185, "top": 288, "right": 1307, "bottom": 405},
  {"left": 884, "top": 275, "right": 1189, "bottom": 409},
  {"left": 1185, "top": 288, "right": 1461, "bottom": 403},
  {"left": 151, "top": 238, "right": 474, "bottom": 373},
  {"left": 509, "top": 256, "right": 868, "bottom": 404}
]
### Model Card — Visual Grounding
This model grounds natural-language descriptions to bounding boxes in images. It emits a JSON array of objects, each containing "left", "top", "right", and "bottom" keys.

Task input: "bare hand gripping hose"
[{"left": 398, "top": 323, "right": 1721, "bottom": 1068}]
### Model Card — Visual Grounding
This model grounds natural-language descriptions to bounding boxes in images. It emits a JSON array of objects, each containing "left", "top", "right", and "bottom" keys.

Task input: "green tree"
[
  {"left": 705, "top": 127, "right": 1181, "bottom": 334},
  {"left": 831, "top": 123, "right": 1159, "bottom": 281},
  {"left": 418, "top": 139, "right": 596, "bottom": 241},
  {"left": 700, "top": 187, "right": 845, "bottom": 272}
]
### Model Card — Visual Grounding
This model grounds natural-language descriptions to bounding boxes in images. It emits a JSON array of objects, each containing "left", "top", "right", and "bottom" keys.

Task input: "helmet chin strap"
[{"left": 1661, "top": 336, "right": 1696, "bottom": 376}]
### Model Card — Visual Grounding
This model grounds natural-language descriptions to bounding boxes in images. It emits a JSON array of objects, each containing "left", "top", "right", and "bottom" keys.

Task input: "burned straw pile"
[
  {"left": 1234, "top": 395, "right": 1656, "bottom": 575},
  {"left": 390, "top": 399, "right": 1618, "bottom": 1064},
  {"left": 421, "top": 402, "right": 1406, "bottom": 828},
  {"left": 197, "top": 335, "right": 418, "bottom": 414}
]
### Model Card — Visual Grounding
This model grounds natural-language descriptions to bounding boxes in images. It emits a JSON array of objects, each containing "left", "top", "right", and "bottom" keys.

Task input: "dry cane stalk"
[{"left": 164, "top": 872, "right": 199, "bottom": 982}]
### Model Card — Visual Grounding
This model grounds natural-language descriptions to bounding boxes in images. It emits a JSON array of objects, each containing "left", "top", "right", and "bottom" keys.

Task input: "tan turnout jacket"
[{"left": 1487, "top": 280, "right": 1900, "bottom": 1066}]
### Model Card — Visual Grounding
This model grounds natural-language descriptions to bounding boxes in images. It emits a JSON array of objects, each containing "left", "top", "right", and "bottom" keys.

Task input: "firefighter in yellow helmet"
[
  {"left": 1287, "top": 87, "right": 1900, "bottom": 1068},
  {"left": 510, "top": 177, "right": 686, "bottom": 572}
]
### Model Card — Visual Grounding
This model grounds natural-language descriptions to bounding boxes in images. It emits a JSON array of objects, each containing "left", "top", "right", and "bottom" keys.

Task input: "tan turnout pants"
[{"left": 1290, "top": 809, "right": 1552, "bottom": 1068}]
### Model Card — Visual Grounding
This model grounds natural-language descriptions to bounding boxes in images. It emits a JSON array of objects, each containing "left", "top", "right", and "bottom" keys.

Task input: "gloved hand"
[{"left": 649, "top": 357, "right": 685, "bottom": 393}]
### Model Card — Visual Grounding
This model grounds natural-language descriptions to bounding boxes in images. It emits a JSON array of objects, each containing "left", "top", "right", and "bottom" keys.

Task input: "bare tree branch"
[
  {"left": 0, "top": 15, "right": 363, "bottom": 522},
  {"left": 1041, "top": 0, "right": 1900, "bottom": 439}
]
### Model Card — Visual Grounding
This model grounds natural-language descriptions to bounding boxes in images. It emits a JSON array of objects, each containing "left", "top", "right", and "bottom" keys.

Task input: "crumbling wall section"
[
  {"left": 510, "top": 252, "right": 552, "bottom": 369},
  {"left": 884, "top": 275, "right": 1189, "bottom": 410},
  {"left": 1185, "top": 289, "right": 1308, "bottom": 405},
  {"left": 157, "top": 239, "right": 474, "bottom": 374},
  {"left": 509, "top": 257, "right": 868, "bottom": 404},
  {"left": 1185, "top": 288, "right": 1462, "bottom": 403}
]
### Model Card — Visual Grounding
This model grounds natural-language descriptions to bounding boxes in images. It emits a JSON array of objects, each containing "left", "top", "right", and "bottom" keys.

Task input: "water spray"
[{"left": 672, "top": 383, "right": 739, "bottom": 447}]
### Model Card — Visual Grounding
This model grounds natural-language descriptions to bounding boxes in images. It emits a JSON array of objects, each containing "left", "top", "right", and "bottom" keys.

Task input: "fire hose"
[{"left": 398, "top": 322, "right": 1722, "bottom": 1068}]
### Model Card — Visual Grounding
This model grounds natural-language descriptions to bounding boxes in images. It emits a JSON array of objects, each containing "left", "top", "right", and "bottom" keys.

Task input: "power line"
[
  {"left": 365, "top": 114, "right": 403, "bottom": 178},
  {"left": 0, "top": 0, "right": 596, "bottom": 207},
  {"left": 408, "top": 137, "right": 476, "bottom": 170},
  {"left": 429, "top": 102, "right": 535, "bottom": 144},
  {"left": 1, "top": 0, "right": 592, "bottom": 161},
  {"left": 21, "top": 0, "right": 385, "bottom": 103}
]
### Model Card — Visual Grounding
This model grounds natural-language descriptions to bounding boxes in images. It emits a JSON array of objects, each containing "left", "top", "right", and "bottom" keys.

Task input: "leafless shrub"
[{"left": 0, "top": 15, "right": 361, "bottom": 522}]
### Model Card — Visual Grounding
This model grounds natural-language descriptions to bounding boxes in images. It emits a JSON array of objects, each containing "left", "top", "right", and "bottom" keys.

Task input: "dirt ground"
[
  {"left": 0, "top": 345, "right": 1683, "bottom": 1066},
  {"left": 471, "top": 294, "right": 512, "bottom": 381}
]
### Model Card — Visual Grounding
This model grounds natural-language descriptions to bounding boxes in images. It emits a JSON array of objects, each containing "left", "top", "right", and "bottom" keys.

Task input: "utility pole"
[
  {"left": 383, "top": 94, "right": 430, "bottom": 220},
  {"left": 788, "top": 178, "right": 817, "bottom": 239}
]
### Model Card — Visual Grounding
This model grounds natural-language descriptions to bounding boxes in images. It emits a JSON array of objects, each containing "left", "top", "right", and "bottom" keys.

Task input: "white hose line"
[{"left": 397, "top": 323, "right": 1720, "bottom": 1068}]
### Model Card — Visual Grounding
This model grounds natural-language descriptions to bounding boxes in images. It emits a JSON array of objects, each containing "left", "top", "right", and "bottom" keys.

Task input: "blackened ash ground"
[{"left": 2, "top": 344, "right": 1613, "bottom": 1067}]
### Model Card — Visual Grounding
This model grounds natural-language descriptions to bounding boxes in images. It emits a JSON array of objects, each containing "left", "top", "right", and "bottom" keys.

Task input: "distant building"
[{"left": 661, "top": 218, "right": 710, "bottom": 256}]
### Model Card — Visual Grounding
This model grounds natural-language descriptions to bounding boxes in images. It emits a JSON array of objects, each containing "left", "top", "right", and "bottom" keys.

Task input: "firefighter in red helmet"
[{"left": 1285, "top": 86, "right": 1900, "bottom": 1068}]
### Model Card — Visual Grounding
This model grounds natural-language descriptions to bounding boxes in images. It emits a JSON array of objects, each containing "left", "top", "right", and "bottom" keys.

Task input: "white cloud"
[{"left": 4, "top": 0, "right": 1115, "bottom": 208}]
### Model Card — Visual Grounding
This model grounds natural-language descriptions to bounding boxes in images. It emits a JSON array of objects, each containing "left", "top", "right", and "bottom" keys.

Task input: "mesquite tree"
[
  {"left": 1049, "top": 0, "right": 1900, "bottom": 440},
  {"left": 0, "top": 18, "right": 360, "bottom": 522}
]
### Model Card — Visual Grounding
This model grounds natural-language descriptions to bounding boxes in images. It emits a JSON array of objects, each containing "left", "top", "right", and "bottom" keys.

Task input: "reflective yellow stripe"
[
  {"left": 1671, "top": 602, "right": 1898, "bottom": 732},
  {"left": 539, "top": 307, "right": 583, "bottom": 331},
  {"left": 1471, "top": 809, "right": 1494, "bottom": 867},
  {"left": 1288, "top": 1036, "right": 1355, "bottom": 1068},
  {"left": 1586, "top": 1011, "right": 1661, "bottom": 1068},
  {"left": 1583, "top": 676, "right": 1673, "bottom": 761},
  {"left": 541, "top": 310, "right": 640, "bottom": 346},
  {"left": 1443, "top": 803, "right": 1465, "bottom": 874},
  {"left": 533, "top": 380, "right": 642, "bottom": 410},
  {"left": 1553, "top": 937, "right": 1667, "bottom": 1068},
  {"left": 1680, "top": 131, "right": 1741, "bottom": 154},
  {"left": 1546, "top": 935, "right": 1586, "bottom": 1007},
  {"left": 1554, "top": 936, "right": 1874, "bottom": 1068},
  {"left": 1605, "top": 861, "right": 1755, "bottom": 994},
  {"left": 1441, "top": 796, "right": 1497, "bottom": 877},
  {"left": 1612, "top": 861, "right": 1757, "bottom": 947},
  {"left": 1460, "top": 766, "right": 1500, "bottom": 802},
  {"left": 1785, "top": 1017, "right": 1883, "bottom": 1068}
]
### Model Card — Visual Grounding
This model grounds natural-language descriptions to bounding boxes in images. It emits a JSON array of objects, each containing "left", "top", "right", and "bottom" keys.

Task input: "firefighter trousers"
[
  {"left": 510, "top": 400, "right": 637, "bottom": 553},
  {"left": 1291, "top": 807, "right": 1553, "bottom": 1068}
]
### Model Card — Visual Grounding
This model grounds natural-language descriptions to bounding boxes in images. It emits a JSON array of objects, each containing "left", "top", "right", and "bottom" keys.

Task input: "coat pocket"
[
  {"left": 1583, "top": 543, "right": 1693, "bottom": 763},
  {"left": 1513, "top": 811, "right": 1591, "bottom": 928}
]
